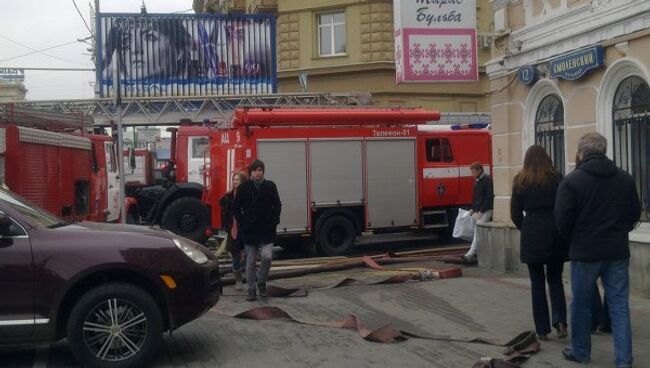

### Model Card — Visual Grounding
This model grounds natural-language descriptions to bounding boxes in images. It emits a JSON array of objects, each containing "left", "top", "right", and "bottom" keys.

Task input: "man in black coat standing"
[
  {"left": 555, "top": 133, "right": 640, "bottom": 367},
  {"left": 233, "top": 159, "right": 282, "bottom": 301},
  {"left": 462, "top": 161, "right": 494, "bottom": 263}
]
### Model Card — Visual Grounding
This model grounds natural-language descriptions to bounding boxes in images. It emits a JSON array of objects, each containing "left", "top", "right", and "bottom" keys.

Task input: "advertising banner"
[
  {"left": 136, "top": 127, "right": 161, "bottom": 143},
  {"left": 97, "top": 13, "right": 277, "bottom": 98},
  {"left": 394, "top": 0, "right": 478, "bottom": 83},
  {"left": 0, "top": 68, "right": 25, "bottom": 83}
]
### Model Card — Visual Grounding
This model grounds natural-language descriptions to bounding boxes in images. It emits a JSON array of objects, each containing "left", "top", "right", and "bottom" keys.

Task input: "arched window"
[
  {"left": 613, "top": 76, "right": 650, "bottom": 219},
  {"left": 535, "top": 94, "right": 565, "bottom": 173}
]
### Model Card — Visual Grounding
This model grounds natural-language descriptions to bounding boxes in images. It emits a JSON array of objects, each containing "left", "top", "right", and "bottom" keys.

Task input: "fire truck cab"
[
  {"left": 204, "top": 108, "right": 492, "bottom": 255},
  {"left": 128, "top": 124, "right": 212, "bottom": 243}
]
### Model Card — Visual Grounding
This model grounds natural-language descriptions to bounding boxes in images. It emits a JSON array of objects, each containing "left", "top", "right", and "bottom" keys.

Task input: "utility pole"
[{"left": 112, "top": 52, "right": 127, "bottom": 224}]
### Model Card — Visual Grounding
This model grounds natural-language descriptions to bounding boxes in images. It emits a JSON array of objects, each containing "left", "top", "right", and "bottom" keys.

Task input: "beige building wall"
[
  {"left": 0, "top": 82, "right": 26, "bottom": 102},
  {"left": 487, "top": 0, "right": 650, "bottom": 224},
  {"left": 275, "top": 0, "right": 493, "bottom": 111},
  {"left": 489, "top": 36, "right": 650, "bottom": 223},
  {"left": 483, "top": 1, "right": 650, "bottom": 295}
]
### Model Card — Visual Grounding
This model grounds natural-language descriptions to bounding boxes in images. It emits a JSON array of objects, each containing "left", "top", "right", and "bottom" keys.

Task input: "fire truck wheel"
[
  {"left": 161, "top": 197, "right": 209, "bottom": 244},
  {"left": 317, "top": 215, "right": 356, "bottom": 256}
]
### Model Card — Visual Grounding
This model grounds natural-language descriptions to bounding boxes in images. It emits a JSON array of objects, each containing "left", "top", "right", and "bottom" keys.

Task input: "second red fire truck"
[
  {"left": 0, "top": 124, "right": 139, "bottom": 223},
  {"left": 197, "top": 107, "right": 492, "bottom": 255}
]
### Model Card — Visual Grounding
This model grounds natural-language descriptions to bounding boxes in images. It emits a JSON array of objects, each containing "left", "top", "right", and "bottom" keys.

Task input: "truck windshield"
[{"left": 0, "top": 189, "right": 66, "bottom": 228}]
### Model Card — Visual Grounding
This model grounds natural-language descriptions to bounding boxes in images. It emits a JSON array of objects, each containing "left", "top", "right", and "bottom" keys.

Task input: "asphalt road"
[{"left": 3, "top": 235, "right": 650, "bottom": 368}]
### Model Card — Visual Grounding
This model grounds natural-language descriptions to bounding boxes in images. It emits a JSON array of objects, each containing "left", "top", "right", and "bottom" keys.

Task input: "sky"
[{"left": 0, "top": 0, "right": 194, "bottom": 100}]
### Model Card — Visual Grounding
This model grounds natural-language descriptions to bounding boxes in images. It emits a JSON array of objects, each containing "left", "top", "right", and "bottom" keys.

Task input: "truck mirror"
[{"left": 128, "top": 148, "right": 136, "bottom": 170}]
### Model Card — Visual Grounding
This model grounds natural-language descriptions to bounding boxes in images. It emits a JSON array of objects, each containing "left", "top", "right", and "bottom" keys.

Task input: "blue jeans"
[
  {"left": 245, "top": 243, "right": 273, "bottom": 290},
  {"left": 569, "top": 259, "right": 632, "bottom": 367}
]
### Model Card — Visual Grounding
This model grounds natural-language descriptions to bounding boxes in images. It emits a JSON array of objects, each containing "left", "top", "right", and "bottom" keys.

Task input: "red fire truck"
[
  {"left": 124, "top": 148, "right": 156, "bottom": 188},
  {"left": 199, "top": 108, "right": 492, "bottom": 255},
  {"left": 126, "top": 125, "right": 212, "bottom": 242},
  {"left": 0, "top": 124, "right": 139, "bottom": 223}
]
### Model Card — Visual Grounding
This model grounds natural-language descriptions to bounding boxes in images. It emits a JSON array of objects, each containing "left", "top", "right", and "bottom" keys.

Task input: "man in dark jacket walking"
[
  {"left": 233, "top": 159, "right": 282, "bottom": 301},
  {"left": 462, "top": 161, "right": 494, "bottom": 263},
  {"left": 555, "top": 133, "right": 640, "bottom": 367}
]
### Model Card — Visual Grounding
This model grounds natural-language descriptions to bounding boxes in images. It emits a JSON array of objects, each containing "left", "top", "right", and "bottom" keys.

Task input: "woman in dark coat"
[
  {"left": 219, "top": 172, "right": 248, "bottom": 290},
  {"left": 511, "top": 145, "right": 568, "bottom": 340}
]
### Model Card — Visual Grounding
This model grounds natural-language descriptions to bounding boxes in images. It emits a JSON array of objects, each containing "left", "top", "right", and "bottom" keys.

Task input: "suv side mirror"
[{"left": 128, "top": 148, "right": 136, "bottom": 170}]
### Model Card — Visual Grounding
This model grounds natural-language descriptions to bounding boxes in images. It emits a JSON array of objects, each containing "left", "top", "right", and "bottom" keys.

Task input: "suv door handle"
[{"left": 0, "top": 238, "right": 14, "bottom": 248}]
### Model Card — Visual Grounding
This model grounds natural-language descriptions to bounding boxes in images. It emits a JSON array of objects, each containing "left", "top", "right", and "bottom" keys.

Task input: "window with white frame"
[{"left": 318, "top": 12, "right": 346, "bottom": 57}]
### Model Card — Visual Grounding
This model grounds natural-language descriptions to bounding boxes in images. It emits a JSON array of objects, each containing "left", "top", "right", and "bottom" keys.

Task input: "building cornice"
[
  {"left": 279, "top": 61, "right": 397, "bottom": 78},
  {"left": 486, "top": 0, "right": 650, "bottom": 79},
  {"left": 490, "top": 0, "right": 519, "bottom": 10}
]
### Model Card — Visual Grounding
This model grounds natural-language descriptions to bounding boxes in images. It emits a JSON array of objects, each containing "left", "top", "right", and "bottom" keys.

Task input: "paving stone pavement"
[{"left": 1, "top": 260, "right": 649, "bottom": 367}]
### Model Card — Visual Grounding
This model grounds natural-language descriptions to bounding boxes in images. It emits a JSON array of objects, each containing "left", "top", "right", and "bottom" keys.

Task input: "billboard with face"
[{"left": 97, "top": 13, "right": 276, "bottom": 98}]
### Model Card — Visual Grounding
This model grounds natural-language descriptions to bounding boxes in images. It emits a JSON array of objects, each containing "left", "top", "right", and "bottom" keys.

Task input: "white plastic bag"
[{"left": 453, "top": 209, "right": 476, "bottom": 241}]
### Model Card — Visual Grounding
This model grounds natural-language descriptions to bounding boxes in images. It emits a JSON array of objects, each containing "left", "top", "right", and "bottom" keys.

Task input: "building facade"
[
  {"left": 274, "top": 0, "right": 493, "bottom": 112},
  {"left": 195, "top": 0, "right": 493, "bottom": 112},
  {"left": 484, "top": 0, "right": 650, "bottom": 295},
  {"left": 0, "top": 81, "right": 26, "bottom": 102}
]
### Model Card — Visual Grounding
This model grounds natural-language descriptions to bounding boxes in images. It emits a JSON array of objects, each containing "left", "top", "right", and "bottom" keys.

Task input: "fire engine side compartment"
[
  {"left": 254, "top": 134, "right": 418, "bottom": 234},
  {"left": 257, "top": 140, "right": 309, "bottom": 232},
  {"left": 309, "top": 139, "right": 363, "bottom": 206},
  {"left": 366, "top": 138, "right": 418, "bottom": 228}
]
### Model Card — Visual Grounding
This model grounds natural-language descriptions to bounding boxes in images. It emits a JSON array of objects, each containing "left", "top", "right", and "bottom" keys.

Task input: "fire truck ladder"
[{"left": 0, "top": 92, "right": 371, "bottom": 127}]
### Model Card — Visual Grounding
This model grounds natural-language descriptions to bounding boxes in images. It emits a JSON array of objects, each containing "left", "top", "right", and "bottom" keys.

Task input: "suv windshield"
[{"left": 0, "top": 189, "right": 66, "bottom": 228}]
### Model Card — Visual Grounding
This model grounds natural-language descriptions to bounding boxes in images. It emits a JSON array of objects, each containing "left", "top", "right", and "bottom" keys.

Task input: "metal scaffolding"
[{"left": 0, "top": 92, "right": 372, "bottom": 127}]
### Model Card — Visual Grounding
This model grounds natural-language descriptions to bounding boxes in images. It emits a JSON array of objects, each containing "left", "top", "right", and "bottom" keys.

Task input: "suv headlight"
[{"left": 173, "top": 238, "right": 208, "bottom": 265}]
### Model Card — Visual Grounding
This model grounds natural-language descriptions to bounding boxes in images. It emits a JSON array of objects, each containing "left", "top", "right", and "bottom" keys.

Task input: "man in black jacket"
[
  {"left": 233, "top": 159, "right": 282, "bottom": 301},
  {"left": 555, "top": 133, "right": 640, "bottom": 367},
  {"left": 462, "top": 161, "right": 494, "bottom": 263}
]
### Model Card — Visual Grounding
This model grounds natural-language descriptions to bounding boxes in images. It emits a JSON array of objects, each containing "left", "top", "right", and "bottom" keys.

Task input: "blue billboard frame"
[{"left": 96, "top": 12, "right": 278, "bottom": 98}]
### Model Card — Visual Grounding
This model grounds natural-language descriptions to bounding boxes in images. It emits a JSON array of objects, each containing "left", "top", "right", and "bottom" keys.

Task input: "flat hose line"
[
  {"left": 219, "top": 253, "right": 466, "bottom": 288},
  {"left": 219, "top": 274, "right": 413, "bottom": 297},
  {"left": 220, "top": 255, "right": 464, "bottom": 297},
  {"left": 215, "top": 255, "right": 541, "bottom": 366},
  {"left": 210, "top": 306, "right": 540, "bottom": 366}
]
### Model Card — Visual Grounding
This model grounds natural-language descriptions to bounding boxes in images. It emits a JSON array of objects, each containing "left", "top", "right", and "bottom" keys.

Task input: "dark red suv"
[{"left": 0, "top": 189, "right": 220, "bottom": 367}]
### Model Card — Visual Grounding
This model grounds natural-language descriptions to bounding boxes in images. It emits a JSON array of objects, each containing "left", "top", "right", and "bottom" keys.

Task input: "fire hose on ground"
[
  {"left": 211, "top": 306, "right": 541, "bottom": 367},
  {"left": 213, "top": 245, "right": 542, "bottom": 366},
  {"left": 218, "top": 245, "right": 469, "bottom": 287}
]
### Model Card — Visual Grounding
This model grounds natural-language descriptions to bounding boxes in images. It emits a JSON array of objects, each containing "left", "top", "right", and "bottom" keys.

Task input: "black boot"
[
  {"left": 246, "top": 288, "right": 257, "bottom": 302},
  {"left": 257, "top": 282, "right": 267, "bottom": 298}
]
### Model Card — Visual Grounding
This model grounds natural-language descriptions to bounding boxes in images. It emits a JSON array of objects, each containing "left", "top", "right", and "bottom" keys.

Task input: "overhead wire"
[
  {"left": 0, "top": 38, "right": 87, "bottom": 63},
  {"left": 71, "top": 0, "right": 93, "bottom": 35},
  {"left": 0, "top": 35, "right": 91, "bottom": 65}
]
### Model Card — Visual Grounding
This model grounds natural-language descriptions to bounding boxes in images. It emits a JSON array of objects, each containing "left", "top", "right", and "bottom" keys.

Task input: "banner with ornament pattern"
[{"left": 394, "top": 0, "right": 478, "bottom": 83}]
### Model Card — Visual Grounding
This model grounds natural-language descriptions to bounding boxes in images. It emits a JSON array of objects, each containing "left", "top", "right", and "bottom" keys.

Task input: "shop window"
[
  {"left": 426, "top": 138, "right": 454, "bottom": 163},
  {"left": 612, "top": 76, "right": 650, "bottom": 220},
  {"left": 318, "top": 12, "right": 346, "bottom": 57},
  {"left": 535, "top": 94, "right": 565, "bottom": 174}
]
